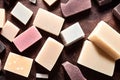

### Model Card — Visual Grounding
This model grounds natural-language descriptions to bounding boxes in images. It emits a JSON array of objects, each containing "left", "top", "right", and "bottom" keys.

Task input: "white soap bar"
[
  {"left": 35, "top": 37, "right": 64, "bottom": 71},
  {"left": 4, "top": 52, "right": 33, "bottom": 77},
  {"left": 0, "top": 9, "right": 5, "bottom": 28},
  {"left": 60, "top": 22, "right": 85, "bottom": 46},
  {"left": 29, "top": 0, "right": 37, "bottom": 4},
  {"left": 33, "top": 8, "right": 65, "bottom": 36},
  {"left": 77, "top": 40, "right": 115, "bottom": 76},
  {"left": 36, "top": 73, "right": 48, "bottom": 79},
  {"left": 43, "top": 0, "right": 57, "bottom": 6},
  {"left": 11, "top": 2, "right": 33, "bottom": 25},
  {"left": 1, "top": 20, "right": 20, "bottom": 42},
  {"left": 88, "top": 21, "right": 120, "bottom": 60}
]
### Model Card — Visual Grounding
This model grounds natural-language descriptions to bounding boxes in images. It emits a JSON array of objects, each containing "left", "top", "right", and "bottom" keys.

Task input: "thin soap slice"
[{"left": 0, "top": 9, "right": 5, "bottom": 28}]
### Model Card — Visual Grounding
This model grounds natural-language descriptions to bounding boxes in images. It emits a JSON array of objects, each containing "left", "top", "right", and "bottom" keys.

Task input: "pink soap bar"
[{"left": 13, "top": 26, "right": 42, "bottom": 52}]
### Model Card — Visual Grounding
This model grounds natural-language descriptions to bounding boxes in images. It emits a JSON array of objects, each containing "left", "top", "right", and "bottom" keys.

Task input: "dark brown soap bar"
[
  {"left": 113, "top": 3, "right": 120, "bottom": 20},
  {"left": 62, "top": 61, "right": 86, "bottom": 80},
  {"left": 96, "top": 0, "right": 112, "bottom": 6},
  {"left": 60, "top": 0, "right": 91, "bottom": 17},
  {"left": 0, "top": 41, "right": 5, "bottom": 54}
]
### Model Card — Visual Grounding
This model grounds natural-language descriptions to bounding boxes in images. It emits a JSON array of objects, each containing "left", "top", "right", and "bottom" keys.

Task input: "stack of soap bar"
[
  {"left": 62, "top": 61, "right": 86, "bottom": 80},
  {"left": 0, "top": 9, "right": 5, "bottom": 28},
  {"left": 4, "top": 52, "right": 33, "bottom": 77},
  {"left": 77, "top": 40, "right": 115, "bottom": 76},
  {"left": 29, "top": 0, "right": 37, "bottom": 4},
  {"left": 1, "top": 20, "right": 20, "bottom": 42},
  {"left": 61, "top": 0, "right": 91, "bottom": 17},
  {"left": 88, "top": 21, "right": 120, "bottom": 60},
  {"left": 36, "top": 73, "right": 48, "bottom": 79},
  {"left": 113, "top": 3, "right": 120, "bottom": 21},
  {"left": 60, "top": 22, "right": 85, "bottom": 46},
  {"left": 33, "top": 8, "right": 65, "bottom": 36},
  {"left": 13, "top": 26, "right": 42, "bottom": 52},
  {"left": 0, "top": 41, "right": 6, "bottom": 54},
  {"left": 35, "top": 37, "right": 64, "bottom": 71},
  {"left": 96, "top": 0, "right": 112, "bottom": 6},
  {"left": 43, "top": 0, "right": 57, "bottom": 6},
  {"left": 11, "top": 2, "right": 33, "bottom": 25}
]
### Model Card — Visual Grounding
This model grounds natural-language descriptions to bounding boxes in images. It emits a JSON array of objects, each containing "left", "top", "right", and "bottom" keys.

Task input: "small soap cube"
[
  {"left": 33, "top": 8, "right": 65, "bottom": 36},
  {"left": 11, "top": 2, "right": 33, "bottom": 25},
  {"left": 4, "top": 52, "right": 33, "bottom": 77},
  {"left": 13, "top": 26, "right": 42, "bottom": 52},
  {"left": 1, "top": 20, "right": 20, "bottom": 42},
  {"left": 0, "top": 41, "right": 6, "bottom": 54},
  {"left": 77, "top": 40, "right": 115, "bottom": 76},
  {"left": 0, "top": 9, "right": 5, "bottom": 28},
  {"left": 43, "top": 0, "right": 57, "bottom": 6},
  {"left": 29, "top": 0, "right": 37, "bottom": 4},
  {"left": 113, "top": 3, "right": 120, "bottom": 21},
  {"left": 60, "top": 22, "right": 85, "bottom": 46},
  {"left": 35, "top": 37, "right": 64, "bottom": 71},
  {"left": 96, "top": 0, "right": 112, "bottom": 6}
]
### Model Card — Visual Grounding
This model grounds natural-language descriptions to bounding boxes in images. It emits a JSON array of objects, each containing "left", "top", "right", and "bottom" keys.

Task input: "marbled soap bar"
[
  {"left": 43, "top": 0, "right": 57, "bottom": 6},
  {"left": 113, "top": 3, "right": 120, "bottom": 21},
  {"left": 0, "top": 9, "right": 5, "bottom": 28},
  {"left": 96, "top": 0, "right": 112, "bottom": 6}
]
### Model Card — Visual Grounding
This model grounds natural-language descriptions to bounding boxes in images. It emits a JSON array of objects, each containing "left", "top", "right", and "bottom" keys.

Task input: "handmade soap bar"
[
  {"left": 36, "top": 73, "right": 48, "bottom": 79},
  {"left": 62, "top": 61, "right": 86, "bottom": 80},
  {"left": 60, "top": 22, "right": 85, "bottom": 46},
  {"left": 11, "top": 2, "right": 33, "bottom": 25},
  {"left": 43, "top": 0, "right": 57, "bottom": 6},
  {"left": 4, "top": 52, "right": 33, "bottom": 77},
  {"left": 0, "top": 41, "right": 6, "bottom": 54},
  {"left": 33, "top": 8, "right": 65, "bottom": 36},
  {"left": 61, "top": 0, "right": 91, "bottom": 17},
  {"left": 96, "top": 0, "right": 112, "bottom": 6},
  {"left": 77, "top": 40, "right": 115, "bottom": 76},
  {"left": 29, "top": 0, "right": 37, "bottom": 4},
  {"left": 35, "top": 37, "right": 64, "bottom": 71},
  {"left": 13, "top": 26, "right": 42, "bottom": 52},
  {"left": 113, "top": 3, "right": 120, "bottom": 21},
  {"left": 1, "top": 20, "right": 20, "bottom": 42},
  {"left": 88, "top": 21, "right": 120, "bottom": 60},
  {"left": 0, "top": 9, "right": 5, "bottom": 28}
]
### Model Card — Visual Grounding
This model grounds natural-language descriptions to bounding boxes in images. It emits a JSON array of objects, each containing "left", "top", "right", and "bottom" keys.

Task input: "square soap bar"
[
  {"left": 43, "top": 0, "right": 57, "bottom": 6},
  {"left": 11, "top": 2, "right": 33, "bottom": 25},
  {"left": 77, "top": 40, "right": 115, "bottom": 76},
  {"left": 88, "top": 21, "right": 120, "bottom": 60},
  {"left": 113, "top": 3, "right": 120, "bottom": 21},
  {"left": 1, "top": 20, "right": 20, "bottom": 42},
  {"left": 0, "top": 9, "right": 5, "bottom": 28},
  {"left": 60, "top": 22, "right": 85, "bottom": 46},
  {"left": 13, "top": 26, "right": 42, "bottom": 52},
  {"left": 96, "top": 0, "right": 112, "bottom": 6},
  {"left": 33, "top": 8, "right": 65, "bottom": 36},
  {"left": 35, "top": 37, "right": 64, "bottom": 71},
  {"left": 4, "top": 52, "right": 33, "bottom": 77}
]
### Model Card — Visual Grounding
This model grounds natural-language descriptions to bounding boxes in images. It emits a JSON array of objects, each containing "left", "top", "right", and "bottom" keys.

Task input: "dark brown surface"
[{"left": 0, "top": 0, "right": 120, "bottom": 80}]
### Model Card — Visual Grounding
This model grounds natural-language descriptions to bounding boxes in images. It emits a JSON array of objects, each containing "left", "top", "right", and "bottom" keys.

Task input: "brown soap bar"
[
  {"left": 62, "top": 61, "right": 86, "bottom": 80},
  {"left": 96, "top": 0, "right": 112, "bottom": 6},
  {"left": 61, "top": 0, "right": 91, "bottom": 17},
  {"left": 113, "top": 3, "right": 120, "bottom": 21}
]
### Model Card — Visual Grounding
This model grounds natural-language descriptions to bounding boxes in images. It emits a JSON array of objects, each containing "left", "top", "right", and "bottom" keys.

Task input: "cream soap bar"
[
  {"left": 88, "top": 21, "right": 120, "bottom": 60},
  {"left": 4, "top": 52, "right": 33, "bottom": 77},
  {"left": 35, "top": 37, "right": 64, "bottom": 71},
  {"left": 43, "top": 0, "right": 57, "bottom": 6},
  {"left": 33, "top": 8, "right": 65, "bottom": 36},
  {"left": 77, "top": 40, "right": 115, "bottom": 76},
  {"left": 0, "top": 9, "right": 5, "bottom": 28}
]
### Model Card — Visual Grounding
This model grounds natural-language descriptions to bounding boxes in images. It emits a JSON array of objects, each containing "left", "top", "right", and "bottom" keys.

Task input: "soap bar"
[
  {"left": 113, "top": 3, "right": 120, "bottom": 21},
  {"left": 13, "top": 26, "right": 42, "bottom": 52},
  {"left": 60, "top": 22, "right": 85, "bottom": 46},
  {"left": 33, "top": 8, "right": 65, "bottom": 36},
  {"left": 4, "top": 52, "right": 33, "bottom": 77},
  {"left": 61, "top": 0, "right": 91, "bottom": 17},
  {"left": 88, "top": 21, "right": 120, "bottom": 60},
  {"left": 43, "top": 0, "right": 57, "bottom": 6},
  {"left": 1, "top": 20, "right": 20, "bottom": 42},
  {"left": 62, "top": 61, "right": 86, "bottom": 80},
  {"left": 0, "top": 9, "right": 5, "bottom": 28},
  {"left": 96, "top": 0, "right": 112, "bottom": 6},
  {"left": 77, "top": 40, "right": 115, "bottom": 76},
  {"left": 0, "top": 41, "right": 6, "bottom": 54},
  {"left": 29, "top": 0, "right": 37, "bottom": 4},
  {"left": 11, "top": 2, "right": 33, "bottom": 25},
  {"left": 35, "top": 37, "right": 64, "bottom": 71},
  {"left": 36, "top": 73, "right": 48, "bottom": 79}
]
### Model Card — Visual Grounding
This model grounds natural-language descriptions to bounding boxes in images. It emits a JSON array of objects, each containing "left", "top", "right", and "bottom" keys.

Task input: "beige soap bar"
[
  {"left": 77, "top": 40, "right": 115, "bottom": 76},
  {"left": 35, "top": 37, "right": 64, "bottom": 71},
  {"left": 4, "top": 52, "right": 33, "bottom": 77},
  {"left": 33, "top": 8, "right": 65, "bottom": 36},
  {"left": 0, "top": 9, "right": 5, "bottom": 28},
  {"left": 88, "top": 21, "right": 120, "bottom": 60}
]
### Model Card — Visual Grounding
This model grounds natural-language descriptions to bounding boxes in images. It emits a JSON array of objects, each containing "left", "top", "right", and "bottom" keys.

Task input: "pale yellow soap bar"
[
  {"left": 35, "top": 37, "right": 64, "bottom": 71},
  {"left": 43, "top": 0, "right": 57, "bottom": 6},
  {"left": 88, "top": 21, "right": 120, "bottom": 60},
  {"left": 0, "top": 9, "right": 5, "bottom": 28},
  {"left": 77, "top": 40, "right": 115, "bottom": 76}
]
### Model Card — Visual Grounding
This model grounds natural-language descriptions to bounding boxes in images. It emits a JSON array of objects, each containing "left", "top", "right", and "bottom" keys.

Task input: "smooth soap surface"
[
  {"left": 113, "top": 3, "right": 120, "bottom": 21},
  {"left": 0, "top": 9, "right": 5, "bottom": 28},
  {"left": 96, "top": 0, "right": 112, "bottom": 6},
  {"left": 43, "top": 0, "right": 57, "bottom": 6}
]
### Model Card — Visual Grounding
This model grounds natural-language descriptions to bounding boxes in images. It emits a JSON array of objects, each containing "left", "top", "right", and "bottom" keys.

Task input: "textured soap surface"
[
  {"left": 77, "top": 40, "right": 115, "bottom": 76},
  {"left": 43, "top": 0, "right": 57, "bottom": 6},
  {"left": 0, "top": 41, "right": 6, "bottom": 54},
  {"left": 96, "top": 0, "right": 112, "bottom": 6},
  {"left": 62, "top": 61, "right": 86, "bottom": 80},
  {"left": 33, "top": 8, "right": 65, "bottom": 36},
  {"left": 1, "top": 20, "right": 20, "bottom": 42},
  {"left": 13, "top": 26, "right": 42, "bottom": 52},
  {"left": 60, "top": 22, "right": 85, "bottom": 46},
  {"left": 4, "top": 52, "right": 33, "bottom": 77},
  {"left": 11, "top": 2, "right": 33, "bottom": 25},
  {"left": 61, "top": 0, "right": 91, "bottom": 17},
  {"left": 88, "top": 21, "right": 120, "bottom": 60},
  {"left": 113, "top": 3, "right": 120, "bottom": 21},
  {"left": 35, "top": 37, "right": 64, "bottom": 71},
  {"left": 0, "top": 9, "right": 5, "bottom": 28}
]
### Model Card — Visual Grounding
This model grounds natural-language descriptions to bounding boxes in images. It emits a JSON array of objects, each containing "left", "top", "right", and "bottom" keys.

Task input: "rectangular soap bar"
[
  {"left": 1, "top": 20, "right": 20, "bottom": 42},
  {"left": 60, "top": 22, "right": 85, "bottom": 46},
  {"left": 4, "top": 52, "right": 33, "bottom": 77},
  {"left": 35, "top": 37, "right": 64, "bottom": 71},
  {"left": 33, "top": 8, "right": 65, "bottom": 36},
  {"left": 88, "top": 21, "right": 120, "bottom": 60},
  {"left": 96, "top": 0, "right": 112, "bottom": 6},
  {"left": 13, "top": 26, "right": 42, "bottom": 52},
  {"left": 0, "top": 9, "right": 5, "bottom": 28},
  {"left": 43, "top": 0, "right": 57, "bottom": 6},
  {"left": 77, "top": 40, "right": 115, "bottom": 76},
  {"left": 113, "top": 3, "right": 120, "bottom": 21},
  {"left": 11, "top": 2, "right": 33, "bottom": 25}
]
